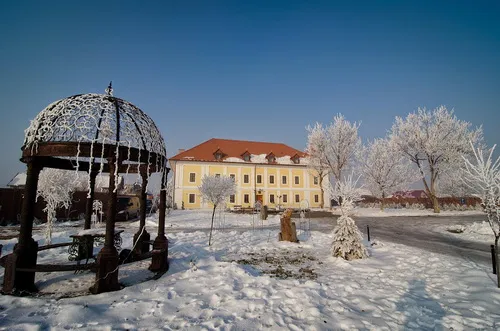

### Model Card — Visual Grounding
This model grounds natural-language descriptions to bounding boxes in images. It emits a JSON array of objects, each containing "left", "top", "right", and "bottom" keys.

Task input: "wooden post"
[
  {"left": 91, "top": 156, "right": 119, "bottom": 294},
  {"left": 492, "top": 244, "right": 497, "bottom": 275},
  {"left": 150, "top": 168, "right": 169, "bottom": 272},
  {"left": 84, "top": 170, "right": 98, "bottom": 230},
  {"left": 134, "top": 170, "right": 150, "bottom": 256},
  {"left": 6, "top": 158, "right": 42, "bottom": 293},
  {"left": 278, "top": 208, "right": 298, "bottom": 243}
]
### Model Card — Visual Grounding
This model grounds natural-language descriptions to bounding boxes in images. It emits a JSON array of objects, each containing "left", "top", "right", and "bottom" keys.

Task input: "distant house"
[
  {"left": 7, "top": 173, "right": 27, "bottom": 189},
  {"left": 169, "top": 138, "right": 328, "bottom": 210},
  {"left": 391, "top": 190, "right": 427, "bottom": 199}
]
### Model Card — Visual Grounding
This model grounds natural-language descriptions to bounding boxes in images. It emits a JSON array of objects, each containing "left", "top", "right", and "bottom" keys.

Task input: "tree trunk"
[
  {"left": 209, "top": 205, "right": 217, "bottom": 246},
  {"left": 319, "top": 176, "right": 324, "bottom": 209},
  {"left": 496, "top": 236, "right": 500, "bottom": 288},
  {"left": 421, "top": 177, "right": 440, "bottom": 213},
  {"left": 380, "top": 193, "right": 385, "bottom": 211},
  {"left": 431, "top": 194, "right": 440, "bottom": 213},
  {"left": 279, "top": 209, "right": 298, "bottom": 242}
]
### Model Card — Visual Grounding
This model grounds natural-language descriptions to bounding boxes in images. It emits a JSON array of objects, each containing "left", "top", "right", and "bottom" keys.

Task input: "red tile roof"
[{"left": 169, "top": 138, "right": 306, "bottom": 162}]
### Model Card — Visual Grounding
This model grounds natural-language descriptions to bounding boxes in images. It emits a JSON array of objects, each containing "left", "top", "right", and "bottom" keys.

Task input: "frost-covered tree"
[
  {"left": 462, "top": 143, "right": 500, "bottom": 287},
  {"left": 199, "top": 175, "right": 236, "bottom": 246},
  {"left": 329, "top": 174, "right": 367, "bottom": 260},
  {"left": 37, "top": 169, "right": 76, "bottom": 244},
  {"left": 306, "top": 114, "right": 361, "bottom": 186},
  {"left": 390, "top": 106, "right": 482, "bottom": 213},
  {"left": 437, "top": 163, "right": 475, "bottom": 198},
  {"left": 305, "top": 123, "right": 330, "bottom": 208},
  {"left": 358, "top": 138, "right": 420, "bottom": 210}
]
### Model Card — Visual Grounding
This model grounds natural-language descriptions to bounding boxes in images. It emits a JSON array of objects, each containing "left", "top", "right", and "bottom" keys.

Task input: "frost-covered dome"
[{"left": 22, "top": 87, "right": 167, "bottom": 173}]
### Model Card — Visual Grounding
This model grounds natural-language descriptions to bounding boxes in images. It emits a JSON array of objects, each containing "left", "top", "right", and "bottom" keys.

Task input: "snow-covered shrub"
[
  {"left": 409, "top": 203, "right": 426, "bottom": 210},
  {"left": 329, "top": 174, "right": 367, "bottom": 260}
]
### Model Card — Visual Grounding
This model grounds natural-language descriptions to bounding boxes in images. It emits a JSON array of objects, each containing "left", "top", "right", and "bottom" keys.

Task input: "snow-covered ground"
[
  {"left": 1, "top": 210, "right": 499, "bottom": 330},
  {"left": 438, "top": 220, "right": 494, "bottom": 244}
]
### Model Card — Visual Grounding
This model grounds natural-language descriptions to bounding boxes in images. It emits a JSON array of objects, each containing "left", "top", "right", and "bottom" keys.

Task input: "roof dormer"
[
  {"left": 266, "top": 152, "right": 276, "bottom": 164},
  {"left": 213, "top": 148, "right": 226, "bottom": 161},
  {"left": 241, "top": 150, "right": 251, "bottom": 162},
  {"left": 291, "top": 153, "right": 301, "bottom": 164}
]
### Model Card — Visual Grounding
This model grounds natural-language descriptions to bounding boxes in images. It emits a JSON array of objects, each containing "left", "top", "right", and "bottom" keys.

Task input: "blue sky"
[{"left": 0, "top": 0, "right": 499, "bottom": 186}]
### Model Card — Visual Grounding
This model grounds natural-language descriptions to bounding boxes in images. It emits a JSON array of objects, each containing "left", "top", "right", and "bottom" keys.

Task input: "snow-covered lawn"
[{"left": 1, "top": 210, "right": 499, "bottom": 330}]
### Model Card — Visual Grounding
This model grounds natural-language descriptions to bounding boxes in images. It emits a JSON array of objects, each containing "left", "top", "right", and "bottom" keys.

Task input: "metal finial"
[{"left": 105, "top": 81, "right": 113, "bottom": 96}]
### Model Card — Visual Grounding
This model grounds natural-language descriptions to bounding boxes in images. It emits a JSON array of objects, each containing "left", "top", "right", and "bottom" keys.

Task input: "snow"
[
  {"left": 6, "top": 172, "right": 27, "bottom": 187},
  {"left": 439, "top": 221, "right": 493, "bottom": 244},
  {"left": 1, "top": 210, "right": 499, "bottom": 330},
  {"left": 223, "top": 154, "right": 304, "bottom": 165}
]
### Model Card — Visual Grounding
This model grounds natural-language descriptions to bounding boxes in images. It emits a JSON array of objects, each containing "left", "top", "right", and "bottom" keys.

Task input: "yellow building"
[{"left": 169, "top": 138, "right": 328, "bottom": 210}]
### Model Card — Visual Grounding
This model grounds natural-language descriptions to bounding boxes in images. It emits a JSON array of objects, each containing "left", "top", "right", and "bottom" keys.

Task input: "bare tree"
[
  {"left": 37, "top": 169, "right": 76, "bottom": 244},
  {"left": 462, "top": 143, "right": 500, "bottom": 287},
  {"left": 358, "top": 138, "right": 420, "bottom": 210},
  {"left": 390, "top": 106, "right": 482, "bottom": 213},
  {"left": 306, "top": 114, "right": 361, "bottom": 185},
  {"left": 199, "top": 175, "right": 236, "bottom": 245}
]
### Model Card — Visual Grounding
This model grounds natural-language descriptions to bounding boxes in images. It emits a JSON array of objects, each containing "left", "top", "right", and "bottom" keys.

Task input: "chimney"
[{"left": 178, "top": 149, "right": 185, "bottom": 154}]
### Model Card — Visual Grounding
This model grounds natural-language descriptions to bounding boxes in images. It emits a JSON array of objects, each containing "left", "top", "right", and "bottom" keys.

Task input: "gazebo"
[{"left": 2, "top": 83, "right": 169, "bottom": 294}]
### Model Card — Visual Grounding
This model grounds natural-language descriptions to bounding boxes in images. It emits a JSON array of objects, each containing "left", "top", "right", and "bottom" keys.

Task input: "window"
[
  {"left": 282, "top": 176, "right": 287, "bottom": 185},
  {"left": 189, "top": 173, "right": 196, "bottom": 183},
  {"left": 283, "top": 194, "right": 288, "bottom": 203},
  {"left": 295, "top": 194, "right": 300, "bottom": 203},
  {"left": 230, "top": 194, "right": 235, "bottom": 203},
  {"left": 270, "top": 194, "right": 275, "bottom": 204},
  {"left": 314, "top": 176, "right": 319, "bottom": 185},
  {"left": 294, "top": 176, "right": 300, "bottom": 185},
  {"left": 314, "top": 195, "right": 319, "bottom": 203},
  {"left": 230, "top": 174, "right": 235, "bottom": 181},
  {"left": 257, "top": 174, "right": 262, "bottom": 184},
  {"left": 243, "top": 154, "right": 251, "bottom": 162},
  {"left": 269, "top": 175, "right": 275, "bottom": 184},
  {"left": 292, "top": 156, "right": 300, "bottom": 164},
  {"left": 244, "top": 194, "right": 249, "bottom": 203},
  {"left": 214, "top": 152, "right": 223, "bottom": 160},
  {"left": 268, "top": 156, "right": 276, "bottom": 163},
  {"left": 244, "top": 174, "right": 249, "bottom": 183},
  {"left": 189, "top": 194, "right": 195, "bottom": 204},
  {"left": 215, "top": 174, "right": 221, "bottom": 178}
]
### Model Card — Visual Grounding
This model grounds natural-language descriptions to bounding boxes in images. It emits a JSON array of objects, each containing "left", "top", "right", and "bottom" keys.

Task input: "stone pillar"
[
  {"left": 133, "top": 170, "right": 150, "bottom": 256},
  {"left": 4, "top": 158, "right": 42, "bottom": 293},
  {"left": 91, "top": 157, "right": 120, "bottom": 294},
  {"left": 150, "top": 168, "right": 169, "bottom": 272}
]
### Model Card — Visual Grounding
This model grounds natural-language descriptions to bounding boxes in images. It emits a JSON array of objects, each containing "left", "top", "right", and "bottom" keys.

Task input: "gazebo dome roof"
[{"left": 24, "top": 91, "right": 166, "bottom": 158}]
